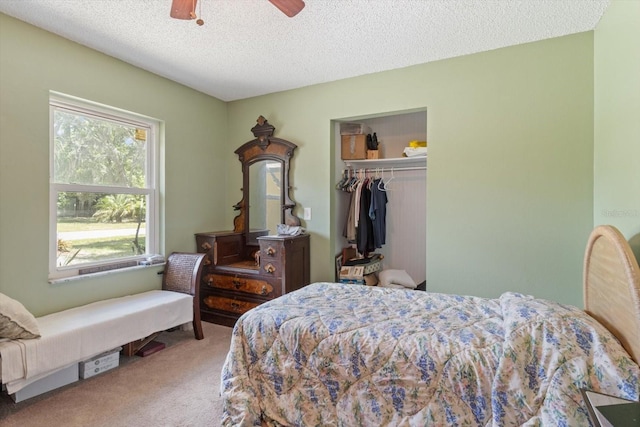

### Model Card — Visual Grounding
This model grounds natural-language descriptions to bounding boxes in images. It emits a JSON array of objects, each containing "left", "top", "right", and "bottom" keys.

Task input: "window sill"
[{"left": 49, "top": 262, "right": 166, "bottom": 285}]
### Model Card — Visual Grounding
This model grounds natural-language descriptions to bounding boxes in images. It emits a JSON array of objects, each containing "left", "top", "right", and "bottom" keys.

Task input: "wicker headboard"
[{"left": 583, "top": 225, "right": 640, "bottom": 365}]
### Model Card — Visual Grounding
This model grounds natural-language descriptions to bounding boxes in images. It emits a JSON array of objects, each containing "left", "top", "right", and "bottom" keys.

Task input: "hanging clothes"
[
  {"left": 344, "top": 189, "right": 357, "bottom": 241},
  {"left": 353, "top": 172, "right": 365, "bottom": 229},
  {"left": 340, "top": 169, "right": 362, "bottom": 242},
  {"left": 369, "top": 178, "right": 388, "bottom": 248},
  {"left": 356, "top": 180, "right": 375, "bottom": 254},
  {"left": 337, "top": 169, "right": 389, "bottom": 255}
]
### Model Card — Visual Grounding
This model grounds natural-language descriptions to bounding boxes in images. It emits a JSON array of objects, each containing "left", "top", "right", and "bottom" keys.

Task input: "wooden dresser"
[
  {"left": 195, "top": 116, "right": 310, "bottom": 326},
  {"left": 195, "top": 231, "right": 310, "bottom": 327}
]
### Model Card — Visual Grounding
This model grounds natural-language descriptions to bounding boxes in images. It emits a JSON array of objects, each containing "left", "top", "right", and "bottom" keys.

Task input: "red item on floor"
[{"left": 136, "top": 340, "right": 165, "bottom": 357}]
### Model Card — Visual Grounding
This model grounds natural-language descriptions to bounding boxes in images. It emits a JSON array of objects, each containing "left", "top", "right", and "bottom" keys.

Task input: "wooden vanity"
[
  {"left": 195, "top": 116, "right": 310, "bottom": 326},
  {"left": 196, "top": 231, "right": 309, "bottom": 326}
]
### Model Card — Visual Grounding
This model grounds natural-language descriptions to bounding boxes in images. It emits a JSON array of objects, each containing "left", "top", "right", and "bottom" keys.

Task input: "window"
[{"left": 49, "top": 93, "right": 159, "bottom": 280}]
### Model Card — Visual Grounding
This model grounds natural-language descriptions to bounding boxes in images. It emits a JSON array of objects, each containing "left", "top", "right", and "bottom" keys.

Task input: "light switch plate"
[{"left": 303, "top": 207, "right": 311, "bottom": 220}]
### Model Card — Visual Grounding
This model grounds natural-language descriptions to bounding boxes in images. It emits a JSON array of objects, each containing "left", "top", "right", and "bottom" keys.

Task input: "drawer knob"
[
  {"left": 261, "top": 285, "right": 268, "bottom": 295},
  {"left": 264, "top": 263, "right": 276, "bottom": 274},
  {"left": 232, "top": 279, "right": 243, "bottom": 289},
  {"left": 265, "top": 246, "right": 276, "bottom": 256},
  {"left": 231, "top": 302, "right": 241, "bottom": 312},
  {"left": 201, "top": 242, "right": 212, "bottom": 250}
]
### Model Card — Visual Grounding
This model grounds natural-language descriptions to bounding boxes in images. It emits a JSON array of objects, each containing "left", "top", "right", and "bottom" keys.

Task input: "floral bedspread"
[{"left": 221, "top": 282, "right": 640, "bottom": 426}]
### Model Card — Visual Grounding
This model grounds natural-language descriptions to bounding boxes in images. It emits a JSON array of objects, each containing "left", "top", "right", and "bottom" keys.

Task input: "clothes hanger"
[
  {"left": 348, "top": 168, "right": 360, "bottom": 192},
  {"left": 386, "top": 168, "right": 395, "bottom": 190},
  {"left": 335, "top": 169, "right": 348, "bottom": 190},
  {"left": 373, "top": 168, "right": 382, "bottom": 186},
  {"left": 379, "top": 167, "right": 394, "bottom": 191},
  {"left": 366, "top": 168, "right": 373, "bottom": 189},
  {"left": 356, "top": 169, "right": 364, "bottom": 191},
  {"left": 344, "top": 169, "right": 357, "bottom": 192}
]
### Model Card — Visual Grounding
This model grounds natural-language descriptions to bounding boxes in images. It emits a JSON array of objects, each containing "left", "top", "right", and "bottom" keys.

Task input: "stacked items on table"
[{"left": 339, "top": 253, "right": 383, "bottom": 285}]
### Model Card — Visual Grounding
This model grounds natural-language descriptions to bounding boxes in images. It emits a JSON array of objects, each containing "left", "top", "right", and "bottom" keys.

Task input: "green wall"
[
  {"left": 4, "top": 3, "right": 635, "bottom": 315},
  {"left": 594, "top": 0, "right": 640, "bottom": 261},
  {"left": 0, "top": 14, "right": 228, "bottom": 315},
  {"left": 228, "top": 32, "right": 595, "bottom": 307}
]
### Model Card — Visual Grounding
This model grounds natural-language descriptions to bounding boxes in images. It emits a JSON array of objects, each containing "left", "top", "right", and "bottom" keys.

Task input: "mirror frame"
[{"left": 233, "top": 116, "right": 301, "bottom": 237}]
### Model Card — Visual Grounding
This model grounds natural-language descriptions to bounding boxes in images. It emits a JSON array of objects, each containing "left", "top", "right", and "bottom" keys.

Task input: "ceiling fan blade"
[
  {"left": 268, "top": 0, "right": 305, "bottom": 17},
  {"left": 170, "top": 0, "right": 197, "bottom": 20}
]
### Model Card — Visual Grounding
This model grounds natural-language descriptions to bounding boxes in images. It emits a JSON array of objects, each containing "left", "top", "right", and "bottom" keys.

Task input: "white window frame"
[{"left": 49, "top": 92, "right": 160, "bottom": 281}]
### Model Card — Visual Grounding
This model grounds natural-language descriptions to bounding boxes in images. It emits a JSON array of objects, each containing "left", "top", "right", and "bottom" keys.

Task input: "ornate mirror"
[{"left": 233, "top": 116, "right": 301, "bottom": 242}]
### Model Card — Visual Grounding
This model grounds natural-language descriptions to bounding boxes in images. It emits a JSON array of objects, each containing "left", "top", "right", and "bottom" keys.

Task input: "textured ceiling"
[{"left": 0, "top": 0, "right": 610, "bottom": 101}]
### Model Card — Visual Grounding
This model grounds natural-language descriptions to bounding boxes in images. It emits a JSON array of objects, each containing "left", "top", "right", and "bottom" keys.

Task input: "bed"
[{"left": 220, "top": 225, "right": 640, "bottom": 426}]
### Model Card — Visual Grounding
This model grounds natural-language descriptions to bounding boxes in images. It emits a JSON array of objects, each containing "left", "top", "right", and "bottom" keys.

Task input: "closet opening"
[{"left": 331, "top": 109, "right": 427, "bottom": 288}]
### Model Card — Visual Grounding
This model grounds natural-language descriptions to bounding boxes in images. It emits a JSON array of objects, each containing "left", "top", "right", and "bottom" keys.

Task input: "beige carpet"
[{"left": 0, "top": 322, "right": 233, "bottom": 427}]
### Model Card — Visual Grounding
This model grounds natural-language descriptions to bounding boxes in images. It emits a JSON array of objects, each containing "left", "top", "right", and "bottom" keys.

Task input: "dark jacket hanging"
[{"left": 356, "top": 182, "right": 375, "bottom": 254}]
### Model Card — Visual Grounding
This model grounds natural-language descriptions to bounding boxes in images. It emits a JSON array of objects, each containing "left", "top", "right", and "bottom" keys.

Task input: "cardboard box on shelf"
[
  {"left": 341, "top": 135, "right": 367, "bottom": 160},
  {"left": 340, "top": 122, "right": 371, "bottom": 135}
]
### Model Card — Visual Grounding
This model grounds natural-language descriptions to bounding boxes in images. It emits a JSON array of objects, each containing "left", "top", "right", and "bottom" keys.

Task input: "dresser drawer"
[
  {"left": 195, "top": 232, "right": 243, "bottom": 266},
  {"left": 204, "top": 273, "right": 276, "bottom": 297},
  {"left": 196, "top": 232, "right": 309, "bottom": 327},
  {"left": 259, "top": 241, "right": 282, "bottom": 261},
  {"left": 260, "top": 260, "right": 282, "bottom": 278},
  {"left": 201, "top": 294, "right": 261, "bottom": 316},
  {"left": 258, "top": 240, "right": 284, "bottom": 278}
]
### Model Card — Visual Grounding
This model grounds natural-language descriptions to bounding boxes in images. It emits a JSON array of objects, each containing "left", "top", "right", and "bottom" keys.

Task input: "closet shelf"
[{"left": 343, "top": 156, "right": 426, "bottom": 169}]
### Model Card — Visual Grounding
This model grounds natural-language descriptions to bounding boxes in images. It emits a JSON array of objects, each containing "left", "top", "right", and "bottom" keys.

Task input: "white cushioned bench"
[{"left": 0, "top": 253, "right": 205, "bottom": 398}]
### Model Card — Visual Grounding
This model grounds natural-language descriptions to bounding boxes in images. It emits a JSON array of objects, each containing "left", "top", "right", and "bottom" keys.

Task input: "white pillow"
[
  {"left": 381, "top": 283, "right": 405, "bottom": 289},
  {"left": 0, "top": 292, "right": 41, "bottom": 340},
  {"left": 378, "top": 269, "right": 417, "bottom": 289}
]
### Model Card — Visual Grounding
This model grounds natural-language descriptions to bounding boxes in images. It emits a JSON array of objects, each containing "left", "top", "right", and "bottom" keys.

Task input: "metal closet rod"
[{"left": 345, "top": 166, "right": 427, "bottom": 172}]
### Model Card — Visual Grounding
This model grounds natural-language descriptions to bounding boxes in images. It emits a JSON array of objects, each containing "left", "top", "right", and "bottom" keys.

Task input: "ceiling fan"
[{"left": 170, "top": 0, "right": 305, "bottom": 24}]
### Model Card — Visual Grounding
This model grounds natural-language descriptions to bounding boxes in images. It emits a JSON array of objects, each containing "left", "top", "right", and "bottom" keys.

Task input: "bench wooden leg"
[{"left": 193, "top": 314, "right": 204, "bottom": 340}]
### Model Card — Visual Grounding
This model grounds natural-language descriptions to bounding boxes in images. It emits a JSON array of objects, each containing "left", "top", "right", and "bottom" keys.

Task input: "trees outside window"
[{"left": 49, "top": 93, "right": 159, "bottom": 280}]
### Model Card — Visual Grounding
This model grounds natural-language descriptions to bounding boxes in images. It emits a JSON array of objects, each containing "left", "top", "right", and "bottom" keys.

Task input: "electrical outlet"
[{"left": 303, "top": 207, "right": 312, "bottom": 220}]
